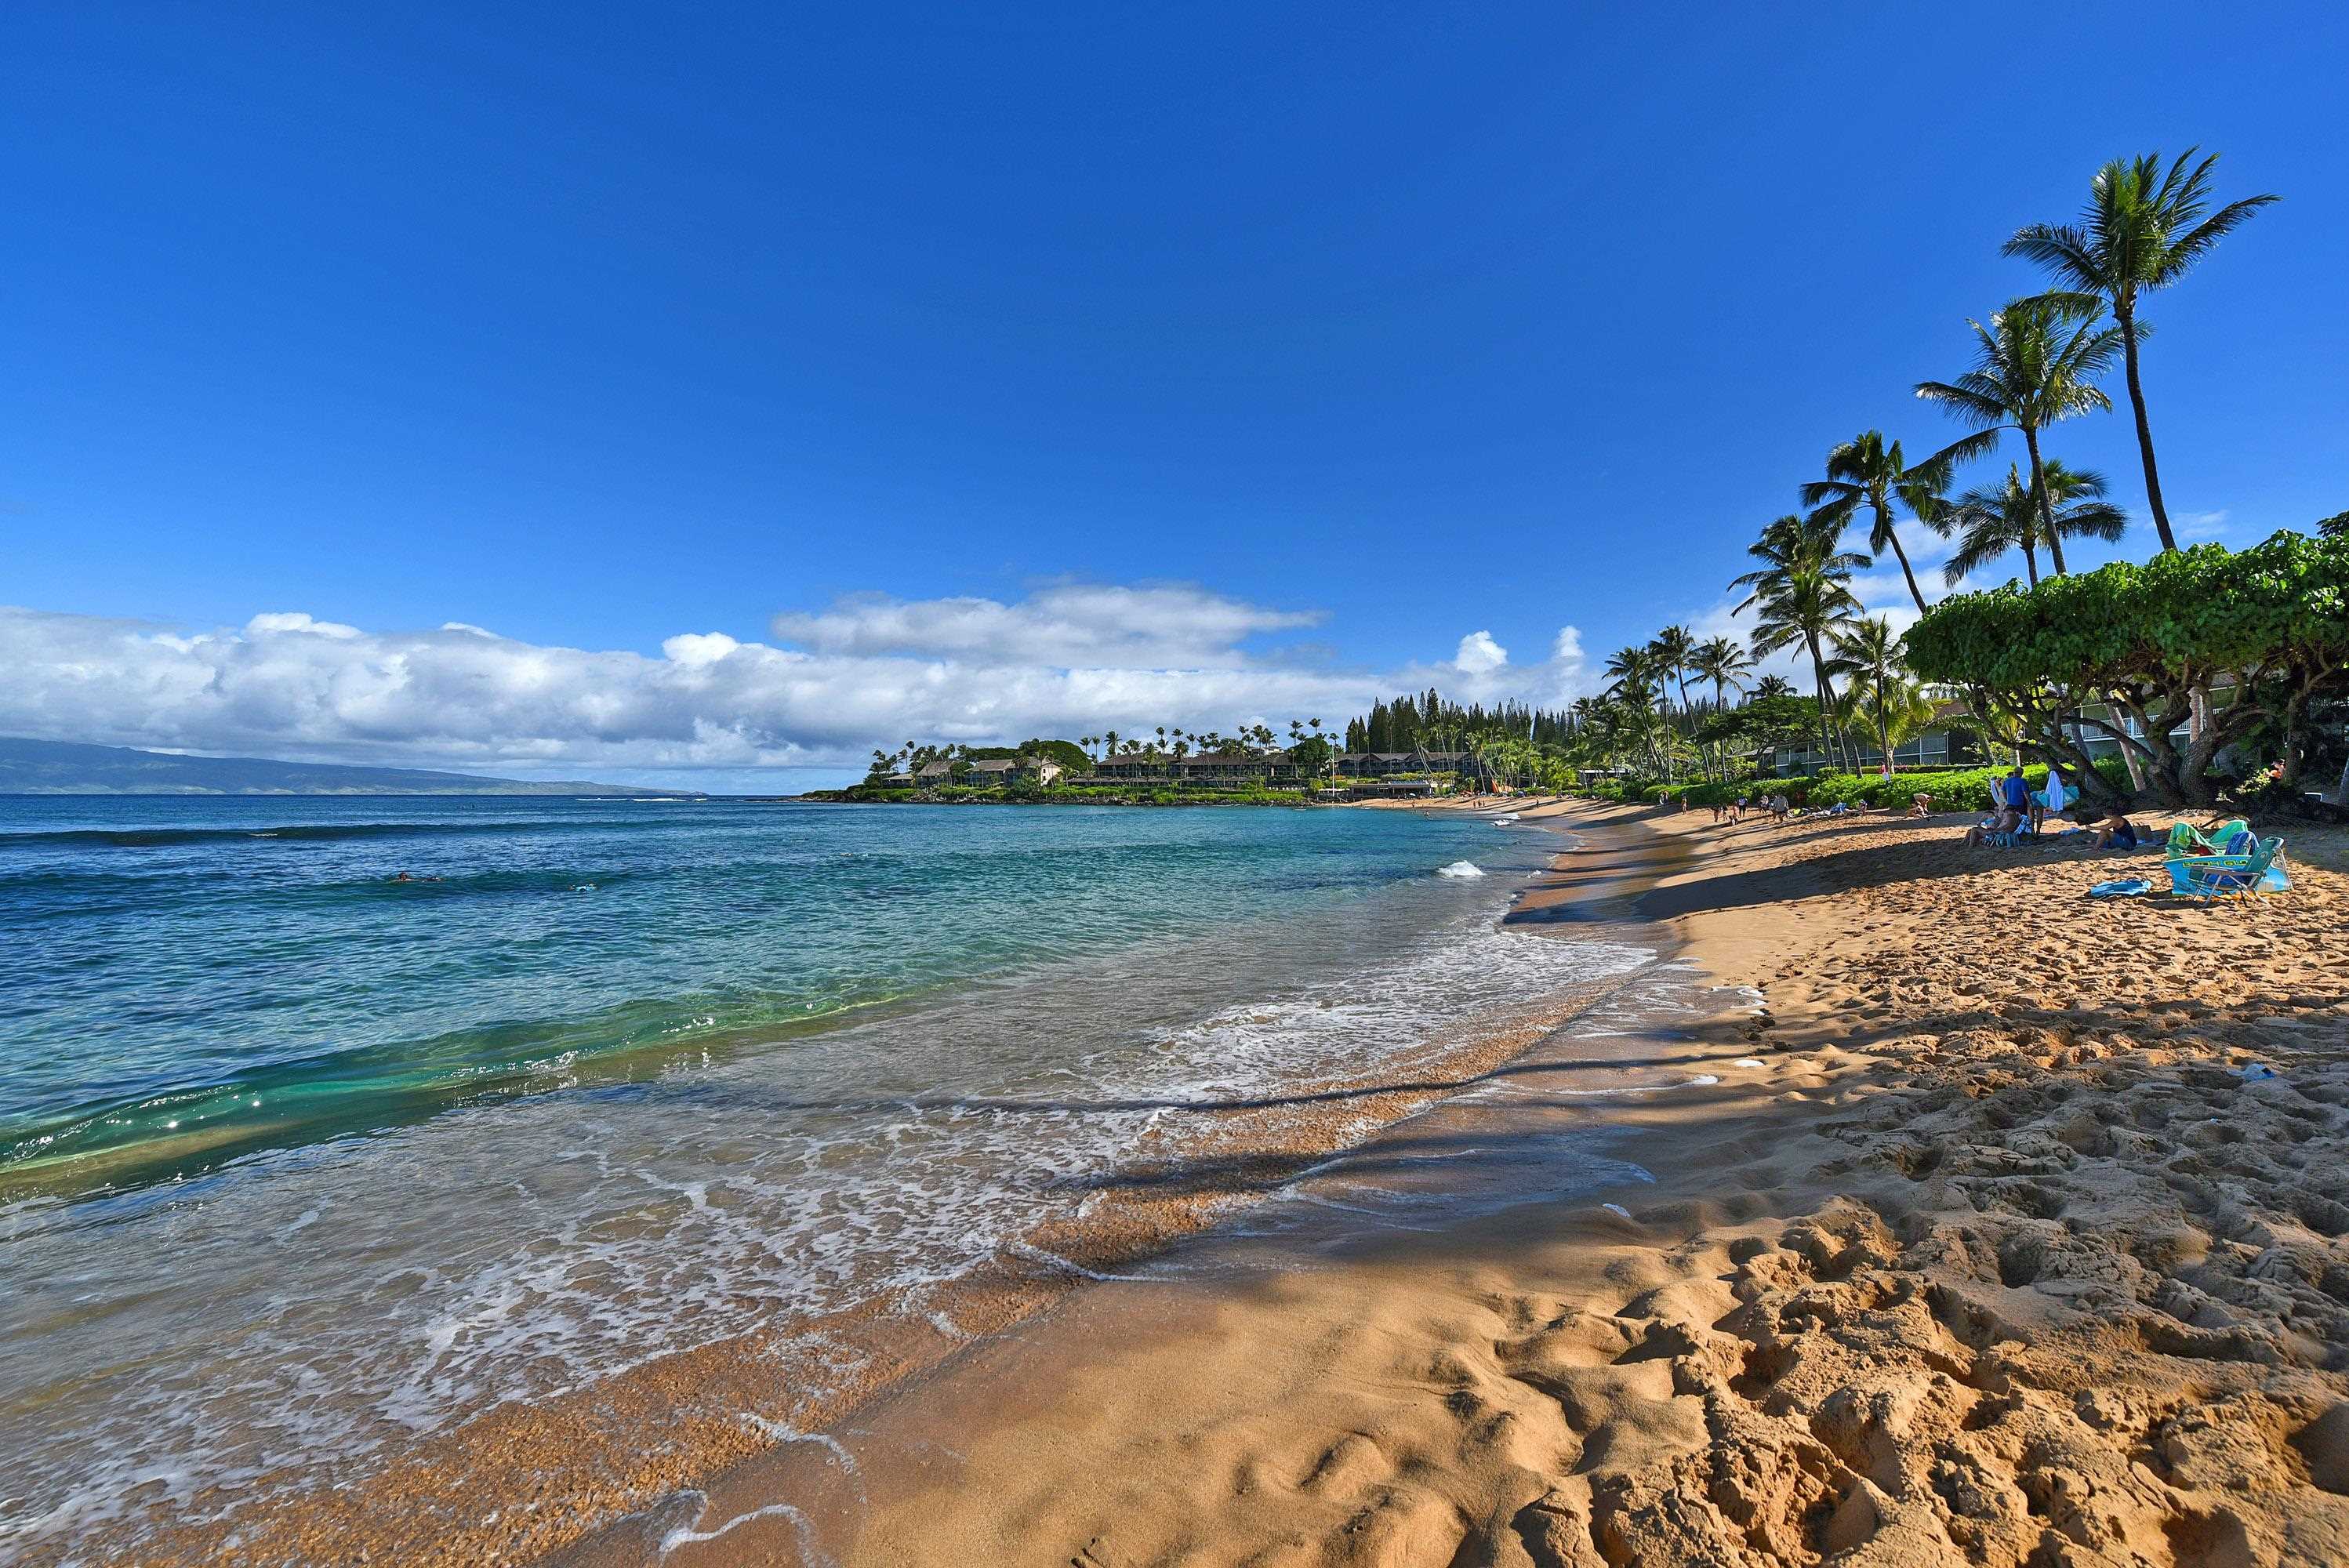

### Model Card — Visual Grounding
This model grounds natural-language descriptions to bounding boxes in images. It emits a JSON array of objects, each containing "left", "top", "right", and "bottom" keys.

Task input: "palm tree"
[
  {"left": 1731, "top": 515, "right": 1868, "bottom": 770},
  {"left": 1691, "top": 637, "right": 1752, "bottom": 713},
  {"left": 2004, "top": 149, "right": 2278, "bottom": 553},
  {"left": 1915, "top": 296, "right": 2123, "bottom": 575},
  {"left": 1799, "top": 432, "right": 1963, "bottom": 614},
  {"left": 1752, "top": 673, "right": 1795, "bottom": 700},
  {"left": 1690, "top": 635, "right": 1753, "bottom": 780},
  {"left": 1823, "top": 618, "right": 1908, "bottom": 772},
  {"left": 1650, "top": 625, "right": 1697, "bottom": 719},
  {"left": 1941, "top": 461, "right": 2127, "bottom": 590}
]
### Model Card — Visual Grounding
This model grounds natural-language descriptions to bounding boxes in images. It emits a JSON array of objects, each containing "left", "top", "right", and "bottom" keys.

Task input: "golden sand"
[{"left": 626, "top": 799, "right": 2349, "bottom": 1566}]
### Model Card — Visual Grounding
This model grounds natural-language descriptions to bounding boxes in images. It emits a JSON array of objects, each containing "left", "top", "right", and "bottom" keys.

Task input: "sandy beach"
[{"left": 568, "top": 797, "right": 2349, "bottom": 1567}]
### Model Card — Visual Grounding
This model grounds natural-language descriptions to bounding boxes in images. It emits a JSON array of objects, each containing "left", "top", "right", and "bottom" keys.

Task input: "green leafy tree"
[
  {"left": 1904, "top": 533, "right": 2349, "bottom": 805},
  {"left": 1915, "top": 296, "right": 2123, "bottom": 575},
  {"left": 2004, "top": 150, "right": 2278, "bottom": 553}
]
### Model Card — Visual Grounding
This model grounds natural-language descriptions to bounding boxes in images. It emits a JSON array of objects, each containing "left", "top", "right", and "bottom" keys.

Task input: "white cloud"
[
  {"left": 2174, "top": 510, "right": 2231, "bottom": 541},
  {"left": 1452, "top": 630, "right": 1509, "bottom": 674},
  {"left": 0, "top": 588, "right": 1603, "bottom": 776},
  {"left": 769, "top": 583, "right": 1320, "bottom": 668}
]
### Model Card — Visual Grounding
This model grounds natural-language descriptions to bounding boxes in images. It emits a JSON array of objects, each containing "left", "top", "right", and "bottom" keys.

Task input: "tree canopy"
[{"left": 1904, "top": 532, "right": 2349, "bottom": 805}]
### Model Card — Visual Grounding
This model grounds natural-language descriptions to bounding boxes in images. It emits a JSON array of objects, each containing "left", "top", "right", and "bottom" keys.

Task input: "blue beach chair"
[{"left": 2165, "top": 832, "right": 2289, "bottom": 898}]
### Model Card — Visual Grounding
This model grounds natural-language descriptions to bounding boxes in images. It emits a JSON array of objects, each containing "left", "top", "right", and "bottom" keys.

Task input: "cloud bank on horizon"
[{"left": 0, "top": 586, "right": 1592, "bottom": 777}]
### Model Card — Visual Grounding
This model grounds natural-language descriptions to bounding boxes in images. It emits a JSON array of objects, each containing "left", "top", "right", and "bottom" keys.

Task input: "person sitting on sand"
[
  {"left": 2091, "top": 807, "right": 2141, "bottom": 851},
  {"left": 1908, "top": 791, "right": 1934, "bottom": 817},
  {"left": 1966, "top": 807, "right": 2023, "bottom": 848}
]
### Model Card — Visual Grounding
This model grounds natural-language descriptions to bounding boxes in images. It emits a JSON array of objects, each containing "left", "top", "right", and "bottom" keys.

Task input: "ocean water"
[{"left": 0, "top": 797, "right": 1650, "bottom": 1555}]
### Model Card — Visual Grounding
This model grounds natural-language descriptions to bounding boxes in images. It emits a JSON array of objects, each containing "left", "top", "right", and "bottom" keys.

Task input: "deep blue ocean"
[{"left": 0, "top": 797, "right": 1649, "bottom": 1555}]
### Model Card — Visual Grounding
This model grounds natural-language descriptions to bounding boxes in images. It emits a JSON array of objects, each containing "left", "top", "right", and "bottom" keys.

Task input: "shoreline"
[
  {"left": 78, "top": 806, "right": 1667, "bottom": 1568},
  {"left": 594, "top": 800, "right": 2347, "bottom": 1566}
]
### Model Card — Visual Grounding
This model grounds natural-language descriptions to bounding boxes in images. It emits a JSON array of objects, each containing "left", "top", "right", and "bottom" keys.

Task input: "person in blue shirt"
[{"left": 2000, "top": 768, "right": 2033, "bottom": 817}]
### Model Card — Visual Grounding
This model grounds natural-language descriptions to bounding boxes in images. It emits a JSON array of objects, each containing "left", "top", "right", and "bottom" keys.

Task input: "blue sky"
[{"left": 5, "top": 2, "right": 2344, "bottom": 785}]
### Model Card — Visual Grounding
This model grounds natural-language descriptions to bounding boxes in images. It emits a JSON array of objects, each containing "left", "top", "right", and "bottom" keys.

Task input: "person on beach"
[
  {"left": 2032, "top": 767, "right": 2070, "bottom": 834},
  {"left": 1734, "top": 794, "right": 1748, "bottom": 822},
  {"left": 1966, "top": 807, "right": 2024, "bottom": 848},
  {"left": 1908, "top": 790, "right": 1934, "bottom": 817},
  {"left": 2092, "top": 807, "right": 2142, "bottom": 850},
  {"left": 2000, "top": 767, "right": 2031, "bottom": 819},
  {"left": 1770, "top": 793, "right": 1790, "bottom": 825}
]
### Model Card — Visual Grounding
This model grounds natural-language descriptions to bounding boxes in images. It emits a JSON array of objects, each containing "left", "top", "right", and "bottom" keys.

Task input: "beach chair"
[{"left": 2165, "top": 833, "right": 2288, "bottom": 898}]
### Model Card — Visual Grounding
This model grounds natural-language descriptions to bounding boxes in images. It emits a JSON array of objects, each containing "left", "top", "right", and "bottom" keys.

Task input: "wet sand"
[{"left": 580, "top": 798, "right": 2349, "bottom": 1566}]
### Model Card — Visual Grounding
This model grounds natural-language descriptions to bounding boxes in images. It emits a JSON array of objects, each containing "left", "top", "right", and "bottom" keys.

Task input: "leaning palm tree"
[
  {"left": 2004, "top": 149, "right": 2278, "bottom": 553},
  {"left": 1941, "top": 461, "right": 2128, "bottom": 589},
  {"left": 1732, "top": 514, "right": 1868, "bottom": 771},
  {"left": 1799, "top": 432, "right": 1965, "bottom": 614},
  {"left": 1915, "top": 296, "right": 2123, "bottom": 575}
]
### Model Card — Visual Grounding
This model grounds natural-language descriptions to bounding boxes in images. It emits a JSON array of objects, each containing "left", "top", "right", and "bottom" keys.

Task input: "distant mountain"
[{"left": 0, "top": 739, "right": 686, "bottom": 797}]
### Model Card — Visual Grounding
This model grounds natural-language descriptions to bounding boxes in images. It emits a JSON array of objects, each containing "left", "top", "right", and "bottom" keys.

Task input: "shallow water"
[{"left": 0, "top": 798, "right": 1647, "bottom": 1554}]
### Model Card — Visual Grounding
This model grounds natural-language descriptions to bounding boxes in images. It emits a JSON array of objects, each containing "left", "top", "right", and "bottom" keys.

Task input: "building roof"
[{"left": 916, "top": 760, "right": 954, "bottom": 777}]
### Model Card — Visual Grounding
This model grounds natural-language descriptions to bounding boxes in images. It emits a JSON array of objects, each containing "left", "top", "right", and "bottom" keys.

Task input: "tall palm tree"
[
  {"left": 1799, "top": 432, "right": 1963, "bottom": 614},
  {"left": 1915, "top": 296, "right": 2123, "bottom": 575},
  {"left": 1732, "top": 514, "right": 1868, "bottom": 771},
  {"left": 2004, "top": 149, "right": 2278, "bottom": 553},
  {"left": 1940, "top": 461, "right": 2127, "bottom": 589}
]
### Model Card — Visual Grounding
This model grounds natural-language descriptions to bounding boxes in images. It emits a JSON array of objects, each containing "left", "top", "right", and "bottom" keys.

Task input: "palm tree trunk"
[
  {"left": 2023, "top": 426, "right": 2068, "bottom": 575},
  {"left": 1879, "top": 502, "right": 1928, "bottom": 613},
  {"left": 2021, "top": 545, "right": 2040, "bottom": 589},
  {"left": 2118, "top": 305, "right": 2177, "bottom": 554},
  {"left": 1805, "top": 634, "right": 1841, "bottom": 771}
]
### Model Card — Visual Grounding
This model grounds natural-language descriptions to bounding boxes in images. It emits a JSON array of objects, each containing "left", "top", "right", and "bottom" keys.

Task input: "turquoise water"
[
  {"left": 3, "top": 797, "right": 1530, "bottom": 1190},
  {"left": 0, "top": 797, "right": 1649, "bottom": 1555}
]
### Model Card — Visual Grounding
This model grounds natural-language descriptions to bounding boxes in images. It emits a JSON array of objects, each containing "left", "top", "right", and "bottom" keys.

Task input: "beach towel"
[{"left": 2089, "top": 877, "right": 2151, "bottom": 898}]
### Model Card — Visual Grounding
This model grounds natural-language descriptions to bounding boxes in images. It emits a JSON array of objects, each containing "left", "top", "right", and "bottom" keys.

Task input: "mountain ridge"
[{"left": 0, "top": 739, "right": 685, "bottom": 796}]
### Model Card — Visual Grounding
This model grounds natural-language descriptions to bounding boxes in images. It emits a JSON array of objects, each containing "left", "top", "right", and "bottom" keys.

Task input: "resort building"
[
  {"left": 915, "top": 759, "right": 957, "bottom": 786},
  {"left": 1336, "top": 747, "right": 1476, "bottom": 781},
  {"left": 1085, "top": 750, "right": 1299, "bottom": 786},
  {"left": 966, "top": 756, "right": 1065, "bottom": 787}
]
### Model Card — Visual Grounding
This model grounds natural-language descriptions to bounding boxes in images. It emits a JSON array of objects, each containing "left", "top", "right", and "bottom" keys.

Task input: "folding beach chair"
[{"left": 2165, "top": 834, "right": 2288, "bottom": 898}]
